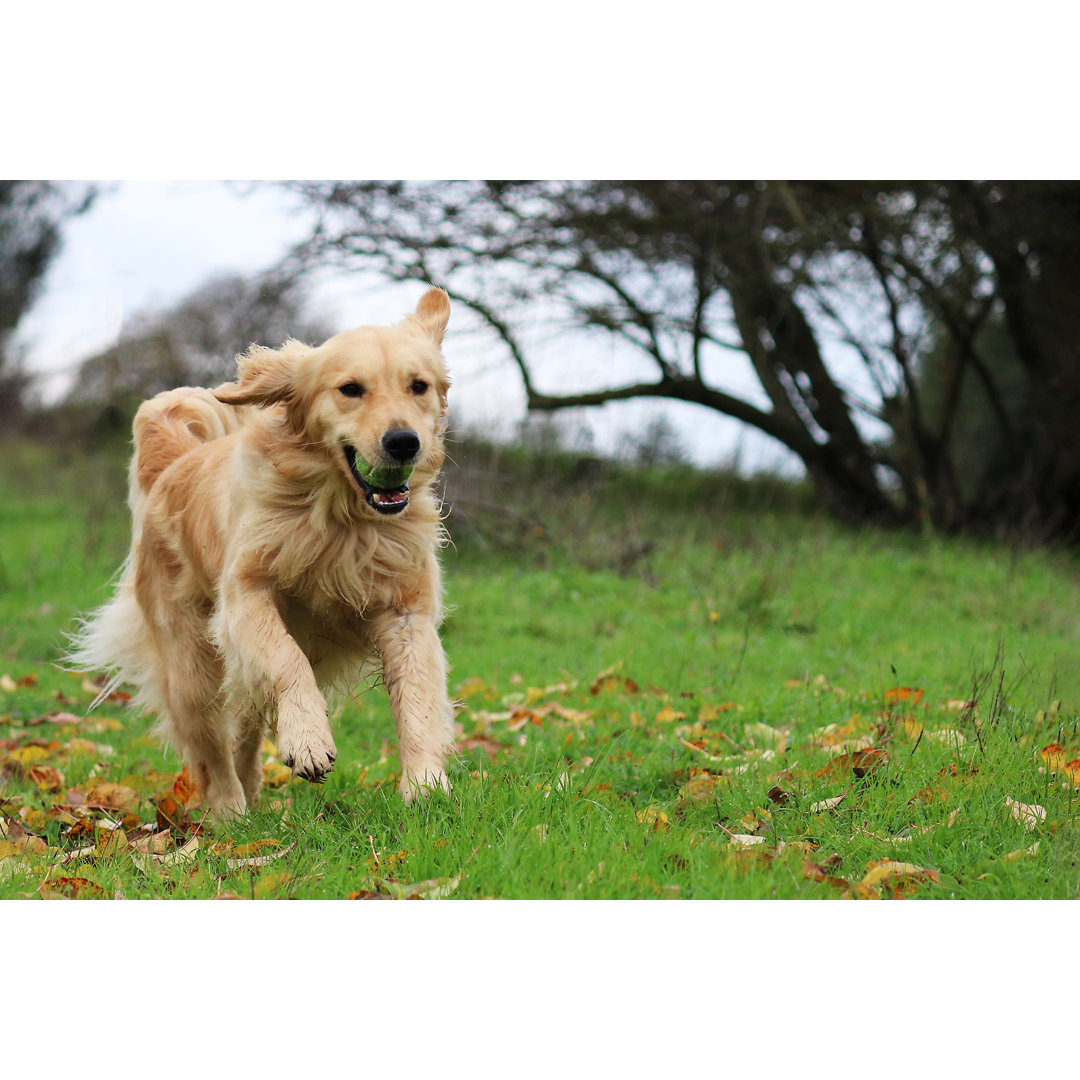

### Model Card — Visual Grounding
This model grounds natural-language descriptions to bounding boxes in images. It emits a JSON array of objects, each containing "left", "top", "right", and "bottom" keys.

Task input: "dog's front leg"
[
  {"left": 217, "top": 577, "right": 337, "bottom": 783},
  {"left": 373, "top": 610, "right": 455, "bottom": 802}
]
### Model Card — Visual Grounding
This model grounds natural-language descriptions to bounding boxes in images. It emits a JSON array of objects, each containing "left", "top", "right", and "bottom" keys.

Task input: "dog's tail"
[
  {"left": 65, "top": 556, "right": 152, "bottom": 708},
  {"left": 66, "top": 387, "right": 246, "bottom": 707},
  {"left": 127, "top": 386, "right": 247, "bottom": 520}
]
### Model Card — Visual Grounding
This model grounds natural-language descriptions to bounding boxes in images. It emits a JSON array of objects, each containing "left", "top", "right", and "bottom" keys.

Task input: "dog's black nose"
[{"left": 382, "top": 428, "right": 421, "bottom": 463}]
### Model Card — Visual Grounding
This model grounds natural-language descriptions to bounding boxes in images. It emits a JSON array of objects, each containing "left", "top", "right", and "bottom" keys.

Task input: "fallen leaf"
[
  {"left": 84, "top": 782, "right": 141, "bottom": 812},
  {"left": 726, "top": 833, "right": 768, "bottom": 847},
  {"left": 9, "top": 745, "right": 54, "bottom": 766},
  {"left": 261, "top": 760, "right": 293, "bottom": 787},
  {"left": 130, "top": 829, "right": 173, "bottom": 855},
  {"left": 810, "top": 794, "right": 848, "bottom": 813},
  {"left": 373, "top": 874, "right": 462, "bottom": 900},
  {"left": 815, "top": 746, "right": 889, "bottom": 779},
  {"left": 131, "top": 835, "right": 200, "bottom": 873},
  {"left": 27, "top": 765, "right": 65, "bottom": 793},
  {"left": 456, "top": 735, "right": 508, "bottom": 761},
  {"left": 1002, "top": 841, "right": 1040, "bottom": 862},
  {"left": 635, "top": 806, "right": 669, "bottom": 831},
  {"left": 153, "top": 794, "right": 191, "bottom": 833},
  {"left": 656, "top": 705, "right": 687, "bottom": 724},
  {"left": 39, "top": 876, "right": 106, "bottom": 900},
  {"left": 885, "top": 687, "right": 925, "bottom": 706},
  {"left": 742, "top": 722, "right": 787, "bottom": 750},
  {"left": 1004, "top": 796, "right": 1046, "bottom": 830},
  {"left": 677, "top": 772, "right": 725, "bottom": 802},
  {"left": 861, "top": 859, "right": 939, "bottom": 891},
  {"left": 1040, "top": 743, "right": 1068, "bottom": 772},
  {"left": 26, "top": 711, "right": 83, "bottom": 727},
  {"left": 223, "top": 840, "right": 295, "bottom": 870},
  {"left": 173, "top": 767, "right": 196, "bottom": 805}
]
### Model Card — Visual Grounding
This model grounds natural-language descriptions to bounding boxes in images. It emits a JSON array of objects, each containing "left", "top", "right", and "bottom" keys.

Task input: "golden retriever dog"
[{"left": 71, "top": 288, "right": 456, "bottom": 818}]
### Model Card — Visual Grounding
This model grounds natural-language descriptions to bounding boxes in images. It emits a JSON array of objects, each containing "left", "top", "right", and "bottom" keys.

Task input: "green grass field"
[{"left": 3, "top": 438, "right": 1080, "bottom": 900}]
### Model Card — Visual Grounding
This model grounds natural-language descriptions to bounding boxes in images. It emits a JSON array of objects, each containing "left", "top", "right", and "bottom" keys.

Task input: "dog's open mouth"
[{"left": 344, "top": 445, "right": 411, "bottom": 515}]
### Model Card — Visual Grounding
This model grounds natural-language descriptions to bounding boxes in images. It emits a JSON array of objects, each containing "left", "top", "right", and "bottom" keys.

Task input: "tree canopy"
[
  {"left": 280, "top": 180, "right": 1080, "bottom": 541},
  {"left": 67, "top": 272, "right": 333, "bottom": 415}
]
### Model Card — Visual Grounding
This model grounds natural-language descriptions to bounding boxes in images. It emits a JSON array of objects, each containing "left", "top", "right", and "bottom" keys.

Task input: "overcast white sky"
[{"left": 16, "top": 180, "right": 800, "bottom": 473}]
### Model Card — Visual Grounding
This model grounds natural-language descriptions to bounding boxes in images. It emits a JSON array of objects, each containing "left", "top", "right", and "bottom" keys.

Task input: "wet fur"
[{"left": 69, "top": 289, "right": 457, "bottom": 817}]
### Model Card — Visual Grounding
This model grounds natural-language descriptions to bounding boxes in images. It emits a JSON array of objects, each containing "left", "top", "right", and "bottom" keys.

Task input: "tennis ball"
[{"left": 355, "top": 456, "right": 413, "bottom": 489}]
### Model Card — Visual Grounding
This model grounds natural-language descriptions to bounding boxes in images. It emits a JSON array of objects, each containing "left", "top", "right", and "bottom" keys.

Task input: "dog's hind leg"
[
  {"left": 162, "top": 658, "right": 248, "bottom": 820},
  {"left": 233, "top": 706, "right": 268, "bottom": 808}
]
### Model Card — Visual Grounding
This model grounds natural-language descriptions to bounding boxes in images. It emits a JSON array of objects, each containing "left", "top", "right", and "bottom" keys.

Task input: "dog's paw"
[
  {"left": 400, "top": 768, "right": 451, "bottom": 804},
  {"left": 277, "top": 721, "right": 337, "bottom": 783}
]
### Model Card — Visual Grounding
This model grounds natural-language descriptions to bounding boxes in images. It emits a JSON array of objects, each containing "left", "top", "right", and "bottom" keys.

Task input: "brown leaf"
[
  {"left": 154, "top": 794, "right": 191, "bottom": 833},
  {"left": 39, "top": 876, "right": 106, "bottom": 900},
  {"left": 84, "top": 782, "right": 141, "bottom": 812},
  {"left": 26, "top": 711, "right": 83, "bottom": 727},
  {"left": 767, "top": 785, "right": 794, "bottom": 806},
  {"left": 172, "top": 766, "right": 196, "bottom": 805},
  {"left": 816, "top": 746, "right": 890, "bottom": 779},
  {"left": 28, "top": 765, "right": 66, "bottom": 793},
  {"left": 130, "top": 828, "right": 173, "bottom": 855},
  {"left": 456, "top": 735, "right": 508, "bottom": 761}
]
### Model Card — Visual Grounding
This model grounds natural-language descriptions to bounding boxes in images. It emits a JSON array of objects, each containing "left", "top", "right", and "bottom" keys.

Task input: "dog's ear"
[
  {"left": 405, "top": 287, "right": 451, "bottom": 346},
  {"left": 214, "top": 339, "right": 310, "bottom": 406}
]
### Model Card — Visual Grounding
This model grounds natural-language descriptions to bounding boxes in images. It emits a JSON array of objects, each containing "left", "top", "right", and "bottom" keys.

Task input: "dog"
[{"left": 70, "top": 287, "right": 456, "bottom": 818}]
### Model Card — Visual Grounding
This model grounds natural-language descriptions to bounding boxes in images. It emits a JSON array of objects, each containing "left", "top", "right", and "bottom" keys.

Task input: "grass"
[{"left": 3, "top": 437, "right": 1080, "bottom": 900}]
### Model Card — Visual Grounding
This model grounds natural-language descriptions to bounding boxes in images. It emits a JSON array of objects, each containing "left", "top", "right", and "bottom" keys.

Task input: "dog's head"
[{"left": 215, "top": 288, "right": 451, "bottom": 517}]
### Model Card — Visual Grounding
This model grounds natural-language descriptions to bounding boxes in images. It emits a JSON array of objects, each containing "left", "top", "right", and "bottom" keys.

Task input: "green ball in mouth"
[{"left": 344, "top": 445, "right": 413, "bottom": 515}]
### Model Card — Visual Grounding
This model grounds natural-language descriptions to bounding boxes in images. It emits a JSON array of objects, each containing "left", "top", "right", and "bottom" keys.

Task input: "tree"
[
  {"left": 278, "top": 180, "right": 1080, "bottom": 540},
  {"left": 67, "top": 272, "right": 333, "bottom": 417},
  {"left": 0, "top": 181, "right": 96, "bottom": 431}
]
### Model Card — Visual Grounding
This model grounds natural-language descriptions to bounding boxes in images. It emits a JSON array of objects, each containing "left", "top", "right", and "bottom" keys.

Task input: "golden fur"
[{"left": 70, "top": 288, "right": 456, "bottom": 817}]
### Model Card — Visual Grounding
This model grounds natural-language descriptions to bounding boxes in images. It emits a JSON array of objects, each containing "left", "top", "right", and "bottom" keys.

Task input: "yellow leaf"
[
  {"left": 861, "top": 860, "right": 938, "bottom": 888},
  {"left": 903, "top": 715, "right": 925, "bottom": 740},
  {"left": 1040, "top": 743, "right": 1068, "bottom": 772},
  {"left": 262, "top": 761, "right": 293, "bottom": 787},
  {"left": 635, "top": 806, "right": 669, "bottom": 831},
  {"left": 9, "top": 746, "right": 52, "bottom": 765},
  {"left": 656, "top": 705, "right": 687, "bottom": 724},
  {"left": 1003, "top": 842, "right": 1040, "bottom": 862},
  {"left": 0, "top": 675, "right": 17, "bottom": 692}
]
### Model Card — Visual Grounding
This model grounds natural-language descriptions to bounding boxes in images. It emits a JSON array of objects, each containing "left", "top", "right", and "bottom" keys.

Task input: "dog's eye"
[
  {"left": 410, "top": 379, "right": 429, "bottom": 395},
  {"left": 339, "top": 382, "right": 365, "bottom": 398}
]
